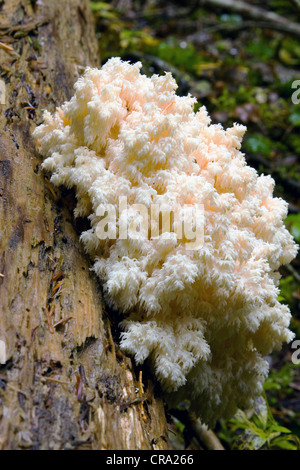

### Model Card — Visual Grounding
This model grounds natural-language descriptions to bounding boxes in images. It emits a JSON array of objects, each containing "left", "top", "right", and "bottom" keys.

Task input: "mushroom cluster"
[{"left": 34, "top": 58, "right": 298, "bottom": 426}]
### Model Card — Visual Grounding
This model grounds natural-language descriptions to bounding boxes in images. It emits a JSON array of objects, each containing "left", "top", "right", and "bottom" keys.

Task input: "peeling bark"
[{"left": 0, "top": 0, "right": 169, "bottom": 450}]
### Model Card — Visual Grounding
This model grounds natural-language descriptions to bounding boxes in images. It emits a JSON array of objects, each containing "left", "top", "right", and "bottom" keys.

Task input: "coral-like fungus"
[{"left": 34, "top": 58, "right": 298, "bottom": 426}]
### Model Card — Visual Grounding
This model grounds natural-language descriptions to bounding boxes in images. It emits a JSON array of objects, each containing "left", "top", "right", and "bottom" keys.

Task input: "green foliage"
[
  {"left": 264, "top": 363, "right": 298, "bottom": 395},
  {"left": 90, "top": 1, "right": 159, "bottom": 59},
  {"left": 119, "top": 29, "right": 159, "bottom": 50},
  {"left": 90, "top": 1, "right": 118, "bottom": 19},
  {"left": 246, "top": 38, "right": 277, "bottom": 61},
  {"left": 289, "top": 109, "right": 300, "bottom": 127},
  {"left": 220, "top": 395, "right": 300, "bottom": 450},
  {"left": 244, "top": 133, "right": 286, "bottom": 157},
  {"left": 279, "top": 38, "right": 300, "bottom": 66},
  {"left": 287, "top": 134, "right": 300, "bottom": 153},
  {"left": 278, "top": 275, "right": 298, "bottom": 306},
  {"left": 263, "top": 363, "right": 300, "bottom": 442},
  {"left": 152, "top": 39, "right": 199, "bottom": 73}
]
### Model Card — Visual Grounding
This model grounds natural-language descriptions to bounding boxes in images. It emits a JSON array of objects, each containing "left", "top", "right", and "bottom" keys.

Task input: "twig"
[
  {"left": 189, "top": 414, "right": 225, "bottom": 450},
  {"left": 119, "top": 396, "right": 145, "bottom": 412},
  {"left": 0, "top": 41, "right": 19, "bottom": 57},
  {"left": 200, "top": 0, "right": 300, "bottom": 39},
  {"left": 291, "top": 0, "right": 300, "bottom": 11},
  {"left": 51, "top": 270, "right": 63, "bottom": 282},
  {"left": 46, "top": 304, "right": 55, "bottom": 334},
  {"left": 30, "top": 326, "right": 39, "bottom": 345},
  {"left": 51, "top": 280, "right": 63, "bottom": 296},
  {"left": 37, "top": 375, "right": 69, "bottom": 386},
  {"left": 6, "top": 383, "right": 28, "bottom": 398},
  {"left": 170, "top": 409, "right": 224, "bottom": 450},
  {"left": 0, "top": 41, "right": 13, "bottom": 51},
  {"left": 45, "top": 177, "right": 58, "bottom": 201},
  {"left": 204, "top": 19, "right": 300, "bottom": 36}
]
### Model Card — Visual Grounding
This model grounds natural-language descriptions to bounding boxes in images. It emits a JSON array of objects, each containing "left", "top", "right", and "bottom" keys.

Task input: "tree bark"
[{"left": 0, "top": 0, "right": 169, "bottom": 450}]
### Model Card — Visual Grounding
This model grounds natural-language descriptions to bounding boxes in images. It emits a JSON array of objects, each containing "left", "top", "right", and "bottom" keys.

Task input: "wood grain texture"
[{"left": 0, "top": 0, "right": 169, "bottom": 450}]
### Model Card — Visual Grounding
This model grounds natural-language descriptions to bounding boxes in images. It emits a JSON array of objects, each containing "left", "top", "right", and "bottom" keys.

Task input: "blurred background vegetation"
[{"left": 90, "top": 0, "right": 300, "bottom": 450}]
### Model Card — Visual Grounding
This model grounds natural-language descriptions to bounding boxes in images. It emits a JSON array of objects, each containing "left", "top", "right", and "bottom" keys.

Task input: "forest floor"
[{"left": 91, "top": 0, "right": 300, "bottom": 450}]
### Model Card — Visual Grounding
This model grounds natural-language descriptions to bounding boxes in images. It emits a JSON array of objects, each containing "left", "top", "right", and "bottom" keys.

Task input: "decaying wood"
[{"left": 0, "top": 0, "right": 169, "bottom": 450}]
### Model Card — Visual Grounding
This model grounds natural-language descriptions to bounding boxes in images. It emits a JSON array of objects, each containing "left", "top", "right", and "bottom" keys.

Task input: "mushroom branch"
[{"left": 34, "top": 58, "right": 298, "bottom": 427}]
